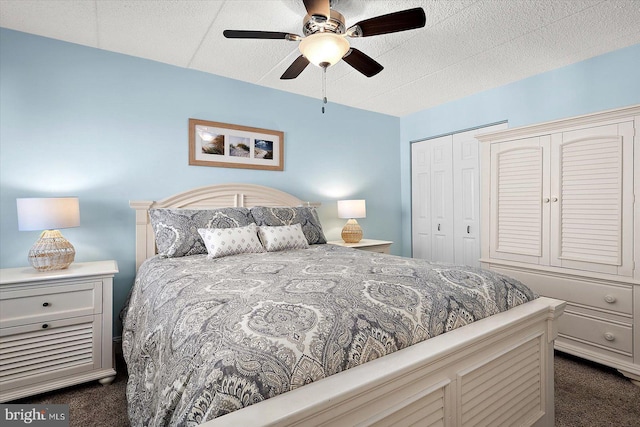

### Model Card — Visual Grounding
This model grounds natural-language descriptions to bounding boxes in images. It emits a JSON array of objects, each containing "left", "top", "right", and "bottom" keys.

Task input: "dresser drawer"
[
  {"left": 489, "top": 267, "right": 632, "bottom": 314},
  {"left": 0, "top": 281, "right": 102, "bottom": 329},
  {"left": 559, "top": 311, "right": 633, "bottom": 355}
]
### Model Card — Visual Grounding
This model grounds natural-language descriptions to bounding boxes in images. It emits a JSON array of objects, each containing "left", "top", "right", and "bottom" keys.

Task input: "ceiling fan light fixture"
[{"left": 299, "top": 32, "right": 350, "bottom": 67}]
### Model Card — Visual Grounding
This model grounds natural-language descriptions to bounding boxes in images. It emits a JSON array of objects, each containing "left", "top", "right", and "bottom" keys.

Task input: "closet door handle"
[
  {"left": 543, "top": 198, "right": 550, "bottom": 203},
  {"left": 467, "top": 226, "right": 470, "bottom": 234},
  {"left": 437, "top": 224, "right": 441, "bottom": 231},
  {"left": 552, "top": 197, "right": 558, "bottom": 202}
]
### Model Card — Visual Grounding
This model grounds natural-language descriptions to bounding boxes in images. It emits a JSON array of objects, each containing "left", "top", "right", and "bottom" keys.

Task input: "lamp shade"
[
  {"left": 338, "top": 199, "right": 366, "bottom": 219},
  {"left": 17, "top": 197, "right": 80, "bottom": 231},
  {"left": 299, "top": 32, "right": 350, "bottom": 67}
]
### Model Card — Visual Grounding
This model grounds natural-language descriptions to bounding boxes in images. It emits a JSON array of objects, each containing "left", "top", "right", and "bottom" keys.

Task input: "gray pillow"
[
  {"left": 250, "top": 206, "right": 326, "bottom": 245},
  {"left": 149, "top": 208, "right": 255, "bottom": 257}
]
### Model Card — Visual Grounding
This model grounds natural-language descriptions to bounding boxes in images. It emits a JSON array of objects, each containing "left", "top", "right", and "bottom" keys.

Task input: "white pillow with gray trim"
[
  {"left": 258, "top": 223, "right": 309, "bottom": 252},
  {"left": 198, "top": 224, "right": 265, "bottom": 259}
]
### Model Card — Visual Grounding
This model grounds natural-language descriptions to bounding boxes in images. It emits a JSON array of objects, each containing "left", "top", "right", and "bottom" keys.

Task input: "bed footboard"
[{"left": 202, "top": 297, "right": 564, "bottom": 426}]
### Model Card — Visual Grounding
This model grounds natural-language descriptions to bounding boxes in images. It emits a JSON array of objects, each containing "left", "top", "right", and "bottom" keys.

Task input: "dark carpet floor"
[
  {"left": 12, "top": 351, "right": 640, "bottom": 426},
  {"left": 554, "top": 352, "right": 640, "bottom": 427}
]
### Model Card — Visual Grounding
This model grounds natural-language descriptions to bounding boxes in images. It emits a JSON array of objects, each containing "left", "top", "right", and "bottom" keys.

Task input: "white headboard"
[{"left": 130, "top": 183, "right": 312, "bottom": 270}]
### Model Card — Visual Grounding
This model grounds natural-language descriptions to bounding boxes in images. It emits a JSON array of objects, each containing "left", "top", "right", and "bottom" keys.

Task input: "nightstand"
[
  {"left": 0, "top": 260, "right": 118, "bottom": 402},
  {"left": 327, "top": 239, "right": 393, "bottom": 254}
]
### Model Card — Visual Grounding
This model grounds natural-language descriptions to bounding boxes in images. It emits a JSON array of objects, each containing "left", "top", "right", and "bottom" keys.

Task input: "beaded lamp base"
[
  {"left": 341, "top": 219, "right": 363, "bottom": 243},
  {"left": 28, "top": 230, "right": 76, "bottom": 271}
]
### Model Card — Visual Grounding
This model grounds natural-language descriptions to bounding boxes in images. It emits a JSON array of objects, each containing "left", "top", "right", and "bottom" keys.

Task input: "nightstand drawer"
[
  {"left": 0, "top": 281, "right": 102, "bottom": 329},
  {"left": 0, "top": 315, "right": 100, "bottom": 391},
  {"left": 357, "top": 245, "right": 391, "bottom": 254},
  {"left": 327, "top": 239, "right": 393, "bottom": 254}
]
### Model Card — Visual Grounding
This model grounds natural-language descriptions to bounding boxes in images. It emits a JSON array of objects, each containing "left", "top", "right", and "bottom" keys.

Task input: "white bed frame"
[{"left": 130, "top": 183, "right": 565, "bottom": 427}]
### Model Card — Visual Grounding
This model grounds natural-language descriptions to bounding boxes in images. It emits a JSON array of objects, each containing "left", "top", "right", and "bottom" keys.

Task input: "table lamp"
[
  {"left": 338, "top": 199, "right": 366, "bottom": 243},
  {"left": 17, "top": 197, "right": 80, "bottom": 271}
]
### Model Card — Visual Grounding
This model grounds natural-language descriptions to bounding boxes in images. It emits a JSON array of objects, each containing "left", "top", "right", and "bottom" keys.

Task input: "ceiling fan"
[{"left": 223, "top": 0, "right": 427, "bottom": 80}]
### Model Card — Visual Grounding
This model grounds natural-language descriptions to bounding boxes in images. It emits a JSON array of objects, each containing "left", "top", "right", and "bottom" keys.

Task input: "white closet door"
[
  {"left": 411, "top": 141, "right": 432, "bottom": 260},
  {"left": 452, "top": 124, "right": 506, "bottom": 267},
  {"left": 413, "top": 123, "right": 507, "bottom": 264},
  {"left": 411, "top": 135, "right": 454, "bottom": 262},
  {"left": 490, "top": 136, "right": 551, "bottom": 265},
  {"left": 452, "top": 132, "right": 480, "bottom": 266},
  {"left": 550, "top": 121, "right": 635, "bottom": 276},
  {"left": 430, "top": 136, "right": 455, "bottom": 263}
]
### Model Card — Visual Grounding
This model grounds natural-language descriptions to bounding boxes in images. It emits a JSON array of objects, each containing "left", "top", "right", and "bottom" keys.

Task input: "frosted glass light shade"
[
  {"left": 16, "top": 197, "right": 80, "bottom": 271},
  {"left": 17, "top": 197, "right": 80, "bottom": 231},
  {"left": 299, "top": 33, "right": 350, "bottom": 67},
  {"left": 338, "top": 199, "right": 366, "bottom": 219}
]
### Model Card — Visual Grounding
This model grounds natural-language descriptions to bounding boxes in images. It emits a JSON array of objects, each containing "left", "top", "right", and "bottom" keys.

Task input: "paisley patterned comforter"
[{"left": 122, "top": 244, "right": 535, "bottom": 426}]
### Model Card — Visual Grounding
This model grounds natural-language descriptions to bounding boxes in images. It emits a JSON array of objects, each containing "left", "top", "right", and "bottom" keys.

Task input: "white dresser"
[
  {"left": 0, "top": 260, "right": 118, "bottom": 402},
  {"left": 477, "top": 105, "right": 640, "bottom": 385}
]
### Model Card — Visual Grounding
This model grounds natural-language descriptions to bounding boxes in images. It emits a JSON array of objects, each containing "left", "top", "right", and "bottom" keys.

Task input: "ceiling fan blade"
[
  {"left": 342, "top": 48, "right": 383, "bottom": 78},
  {"left": 347, "top": 7, "right": 426, "bottom": 37},
  {"left": 281, "top": 55, "right": 310, "bottom": 79},
  {"left": 303, "top": 0, "right": 331, "bottom": 19},
  {"left": 223, "top": 30, "right": 300, "bottom": 40}
]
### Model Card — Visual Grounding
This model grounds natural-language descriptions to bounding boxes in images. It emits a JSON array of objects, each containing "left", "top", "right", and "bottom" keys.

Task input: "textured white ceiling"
[{"left": 1, "top": 0, "right": 639, "bottom": 116}]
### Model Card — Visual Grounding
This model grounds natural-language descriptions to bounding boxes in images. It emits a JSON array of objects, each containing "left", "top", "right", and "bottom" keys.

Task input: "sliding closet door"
[
  {"left": 412, "top": 123, "right": 507, "bottom": 265},
  {"left": 411, "top": 141, "right": 432, "bottom": 260},
  {"left": 452, "top": 130, "right": 481, "bottom": 267},
  {"left": 412, "top": 135, "right": 454, "bottom": 263},
  {"left": 452, "top": 123, "right": 507, "bottom": 267},
  {"left": 429, "top": 136, "right": 454, "bottom": 263}
]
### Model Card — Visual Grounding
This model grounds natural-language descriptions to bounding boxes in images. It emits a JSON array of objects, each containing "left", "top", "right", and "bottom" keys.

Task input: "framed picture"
[{"left": 188, "top": 119, "right": 284, "bottom": 171}]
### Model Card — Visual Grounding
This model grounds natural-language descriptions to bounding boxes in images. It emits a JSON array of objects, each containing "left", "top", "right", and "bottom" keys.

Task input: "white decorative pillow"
[
  {"left": 258, "top": 224, "right": 309, "bottom": 252},
  {"left": 197, "top": 224, "right": 265, "bottom": 259}
]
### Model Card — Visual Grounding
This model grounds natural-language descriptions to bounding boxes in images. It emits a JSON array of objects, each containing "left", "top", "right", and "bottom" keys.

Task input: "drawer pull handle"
[
  {"left": 42, "top": 324, "right": 49, "bottom": 329},
  {"left": 42, "top": 302, "right": 50, "bottom": 307},
  {"left": 604, "top": 332, "right": 615, "bottom": 342},
  {"left": 604, "top": 295, "right": 616, "bottom": 304}
]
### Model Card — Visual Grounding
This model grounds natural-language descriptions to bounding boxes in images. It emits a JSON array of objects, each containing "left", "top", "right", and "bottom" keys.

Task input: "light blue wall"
[
  {"left": 0, "top": 29, "right": 401, "bottom": 335},
  {"left": 399, "top": 44, "right": 640, "bottom": 257},
  {"left": 3, "top": 28, "right": 638, "bottom": 336}
]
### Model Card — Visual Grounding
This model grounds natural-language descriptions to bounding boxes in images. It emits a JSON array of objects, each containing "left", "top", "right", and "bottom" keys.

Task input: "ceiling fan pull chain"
[{"left": 322, "top": 65, "right": 327, "bottom": 114}]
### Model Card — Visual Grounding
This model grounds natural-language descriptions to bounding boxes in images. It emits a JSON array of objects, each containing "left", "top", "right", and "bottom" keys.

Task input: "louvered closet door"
[
  {"left": 550, "top": 121, "right": 635, "bottom": 276},
  {"left": 490, "top": 136, "right": 550, "bottom": 264}
]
